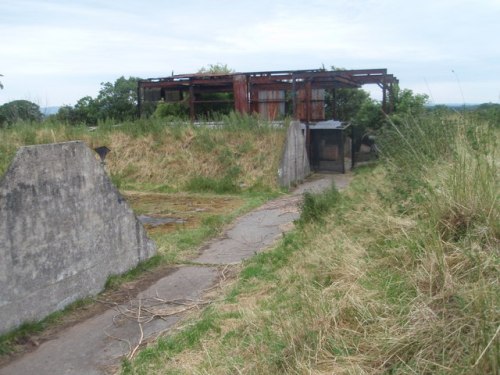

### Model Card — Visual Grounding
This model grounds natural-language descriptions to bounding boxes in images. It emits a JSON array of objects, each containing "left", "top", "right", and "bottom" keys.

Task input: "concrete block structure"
[
  {"left": 0, "top": 141, "right": 156, "bottom": 334},
  {"left": 279, "top": 121, "right": 310, "bottom": 188}
]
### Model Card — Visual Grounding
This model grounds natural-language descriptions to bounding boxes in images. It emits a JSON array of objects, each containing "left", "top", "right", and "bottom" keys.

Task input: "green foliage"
[
  {"left": 352, "top": 99, "right": 384, "bottom": 130},
  {"left": 97, "top": 76, "right": 139, "bottom": 121},
  {"left": 192, "top": 64, "right": 235, "bottom": 118},
  {"left": 56, "top": 76, "right": 140, "bottom": 125},
  {"left": 185, "top": 174, "right": 241, "bottom": 194},
  {"left": 55, "top": 104, "right": 80, "bottom": 124},
  {"left": 123, "top": 308, "right": 220, "bottom": 375},
  {"left": 198, "top": 63, "right": 234, "bottom": 75},
  {"left": 241, "top": 231, "right": 302, "bottom": 281},
  {"left": 391, "top": 86, "right": 429, "bottom": 121},
  {"left": 298, "top": 185, "right": 340, "bottom": 225},
  {"left": 154, "top": 101, "right": 188, "bottom": 119},
  {"left": 0, "top": 100, "right": 43, "bottom": 126},
  {"left": 74, "top": 96, "right": 100, "bottom": 125},
  {"left": 124, "top": 113, "right": 498, "bottom": 374},
  {"left": 472, "top": 103, "right": 500, "bottom": 126},
  {"left": 325, "top": 87, "right": 371, "bottom": 121},
  {"left": 105, "top": 255, "right": 163, "bottom": 289}
]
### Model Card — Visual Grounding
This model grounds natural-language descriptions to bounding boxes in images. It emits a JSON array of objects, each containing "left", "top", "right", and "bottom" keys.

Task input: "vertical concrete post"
[{"left": 278, "top": 121, "right": 311, "bottom": 188}]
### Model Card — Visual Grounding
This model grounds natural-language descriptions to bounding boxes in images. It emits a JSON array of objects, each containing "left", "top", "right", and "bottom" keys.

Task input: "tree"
[
  {"left": 0, "top": 74, "right": 3, "bottom": 90},
  {"left": 198, "top": 63, "right": 234, "bottom": 75},
  {"left": 392, "top": 87, "right": 429, "bottom": 116},
  {"left": 0, "top": 100, "right": 42, "bottom": 126},
  {"left": 353, "top": 99, "right": 385, "bottom": 130},
  {"left": 58, "top": 76, "right": 140, "bottom": 125},
  {"left": 96, "top": 76, "right": 139, "bottom": 121},
  {"left": 56, "top": 105, "right": 79, "bottom": 125},
  {"left": 325, "top": 87, "right": 372, "bottom": 121},
  {"left": 471, "top": 103, "right": 500, "bottom": 125},
  {"left": 74, "top": 96, "right": 100, "bottom": 125}
]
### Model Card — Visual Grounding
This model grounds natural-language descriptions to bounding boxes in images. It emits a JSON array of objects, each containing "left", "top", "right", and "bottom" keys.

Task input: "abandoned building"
[{"left": 138, "top": 68, "right": 399, "bottom": 172}]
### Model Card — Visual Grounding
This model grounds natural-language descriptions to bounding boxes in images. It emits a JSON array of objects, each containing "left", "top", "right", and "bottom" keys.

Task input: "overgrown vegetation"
[
  {"left": 0, "top": 112, "right": 286, "bottom": 358},
  {"left": 1, "top": 69, "right": 499, "bottom": 372},
  {"left": 56, "top": 76, "right": 140, "bottom": 125},
  {"left": 123, "top": 111, "right": 499, "bottom": 374},
  {"left": 0, "top": 114, "right": 286, "bottom": 191}
]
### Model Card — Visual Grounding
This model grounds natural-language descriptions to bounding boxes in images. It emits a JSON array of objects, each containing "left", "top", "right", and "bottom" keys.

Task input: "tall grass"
[
  {"left": 124, "top": 113, "right": 499, "bottom": 374},
  {"left": 0, "top": 114, "right": 287, "bottom": 192}
]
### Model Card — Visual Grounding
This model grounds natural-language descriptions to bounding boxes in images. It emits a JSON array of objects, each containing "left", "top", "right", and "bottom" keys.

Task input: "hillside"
[
  {"left": 0, "top": 113, "right": 498, "bottom": 374},
  {"left": 123, "top": 114, "right": 499, "bottom": 374},
  {"left": 0, "top": 116, "right": 287, "bottom": 193}
]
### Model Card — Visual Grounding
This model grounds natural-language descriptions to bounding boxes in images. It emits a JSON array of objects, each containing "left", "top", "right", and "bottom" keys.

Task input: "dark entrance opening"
[{"left": 307, "top": 122, "right": 351, "bottom": 173}]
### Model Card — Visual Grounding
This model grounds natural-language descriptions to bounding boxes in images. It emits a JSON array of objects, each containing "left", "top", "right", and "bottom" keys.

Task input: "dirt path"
[{"left": 0, "top": 173, "right": 352, "bottom": 375}]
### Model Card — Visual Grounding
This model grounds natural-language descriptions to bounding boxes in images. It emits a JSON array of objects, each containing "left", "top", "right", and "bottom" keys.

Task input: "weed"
[
  {"left": 185, "top": 175, "right": 240, "bottom": 194},
  {"left": 298, "top": 185, "right": 340, "bottom": 225},
  {"left": 0, "top": 117, "right": 286, "bottom": 193},
  {"left": 104, "top": 255, "right": 163, "bottom": 289}
]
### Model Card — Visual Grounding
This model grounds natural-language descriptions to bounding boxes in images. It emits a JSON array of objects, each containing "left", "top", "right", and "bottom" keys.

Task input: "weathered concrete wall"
[
  {"left": 0, "top": 141, "right": 156, "bottom": 334},
  {"left": 278, "top": 121, "right": 311, "bottom": 188}
]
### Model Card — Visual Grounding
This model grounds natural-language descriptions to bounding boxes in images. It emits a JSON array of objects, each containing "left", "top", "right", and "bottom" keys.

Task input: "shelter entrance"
[{"left": 306, "top": 122, "right": 351, "bottom": 173}]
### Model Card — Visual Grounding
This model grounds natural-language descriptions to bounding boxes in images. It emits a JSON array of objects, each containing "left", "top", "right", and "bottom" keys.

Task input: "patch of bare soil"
[{"left": 123, "top": 191, "right": 245, "bottom": 233}]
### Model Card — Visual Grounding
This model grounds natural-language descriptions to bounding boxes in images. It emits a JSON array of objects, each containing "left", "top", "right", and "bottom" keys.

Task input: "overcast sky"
[{"left": 1, "top": 0, "right": 499, "bottom": 107}]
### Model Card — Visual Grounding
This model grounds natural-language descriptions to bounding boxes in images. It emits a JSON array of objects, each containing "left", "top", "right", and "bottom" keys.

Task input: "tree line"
[
  {"left": 0, "top": 76, "right": 138, "bottom": 127},
  {"left": 1, "top": 66, "right": 498, "bottom": 129}
]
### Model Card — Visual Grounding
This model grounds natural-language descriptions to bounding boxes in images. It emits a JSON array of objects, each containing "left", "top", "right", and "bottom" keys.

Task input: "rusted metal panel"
[
  {"left": 250, "top": 86, "right": 259, "bottom": 114},
  {"left": 257, "top": 91, "right": 285, "bottom": 120},
  {"left": 143, "top": 88, "right": 161, "bottom": 101},
  {"left": 311, "top": 89, "right": 325, "bottom": 121},
  {"left": 233, "top": 75, "right": 248, "bottom": 114},
  {"left": 296, "top": 88, "right": 307, "bottom": 121},
  {"left": 189, "top": 85, "right": 195, "bottom": 121},
  {"left": 138, "top": 68, "right": 399, "bottom": 118},
  {"left": 295, "top": 88, "right": 324, "bottom": 122}
]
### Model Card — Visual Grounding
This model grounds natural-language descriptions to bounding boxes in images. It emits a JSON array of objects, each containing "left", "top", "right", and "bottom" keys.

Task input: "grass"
[
  {"left": 123, "top": 113, "right": 499, "bottom": 374},
  {"left": 0, "top": 189, "right": 276, "bottom": 358},
  {"left": 0, "top": 114, "right": 287, "bottom": 192},
  {"left": 0, "top": 114, "right": 286, "bottom": 358}
]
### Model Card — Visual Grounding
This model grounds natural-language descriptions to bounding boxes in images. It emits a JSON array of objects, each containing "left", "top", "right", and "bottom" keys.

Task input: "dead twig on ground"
[{"left": 128, "top": 299, "right": 143, "bottom": 360}]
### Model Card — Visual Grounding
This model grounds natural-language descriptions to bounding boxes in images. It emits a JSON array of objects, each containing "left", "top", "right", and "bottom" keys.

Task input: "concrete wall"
[
  {"left": 278, "top": 121, "right": 311, "bottom": 188},
  {"left": 0, "top": 141, "right": 156, "bottom": 334}
]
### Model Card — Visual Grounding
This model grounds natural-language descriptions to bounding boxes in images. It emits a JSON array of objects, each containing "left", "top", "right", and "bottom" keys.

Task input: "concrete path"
[{"left": 0, "top": 173, "right": 352, "bottom": 375}]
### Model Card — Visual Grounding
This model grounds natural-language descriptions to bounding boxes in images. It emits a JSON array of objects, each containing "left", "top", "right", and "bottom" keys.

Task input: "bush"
[{"left": 298, "top": 185, "right": 340, "bottom": 225}]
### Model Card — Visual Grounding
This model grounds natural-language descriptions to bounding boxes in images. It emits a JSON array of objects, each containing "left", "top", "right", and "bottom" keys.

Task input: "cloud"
[{"left": 1, "top": 0, "right": 499, "bottom": 105}]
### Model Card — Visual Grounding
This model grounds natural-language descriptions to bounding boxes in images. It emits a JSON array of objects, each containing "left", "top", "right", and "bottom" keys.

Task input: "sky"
[{"left": 0, "top": 0, "right": 499, "bottom": 107}]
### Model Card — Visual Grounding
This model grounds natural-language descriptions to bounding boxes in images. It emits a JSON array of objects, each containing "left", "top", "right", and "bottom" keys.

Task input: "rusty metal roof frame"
[{"left": 138, "top": 68, "right": 398, "bottom": 121}]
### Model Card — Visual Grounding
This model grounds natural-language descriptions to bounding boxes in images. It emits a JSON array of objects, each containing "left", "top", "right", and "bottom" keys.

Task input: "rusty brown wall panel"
[
  {"left": 250, "top": 88, "right": 259, "bottom": 114},
  {"left": 258, "top": 90, "right": 285, "bottom": 120},
  {"left": 311, "top": 89, "right": 325, "bottom": 121},
  {"left": 296, "top": 89, "right": 306, "bottom": 121},
  {"left": 296, "top": 88, "right": 325, "bottom": 121},
  {"left": 139, "top": 69, "right": 398, "bottom": 117},
  {"left": 233, "top": 75, "right": 249, "bottom": 113}
]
